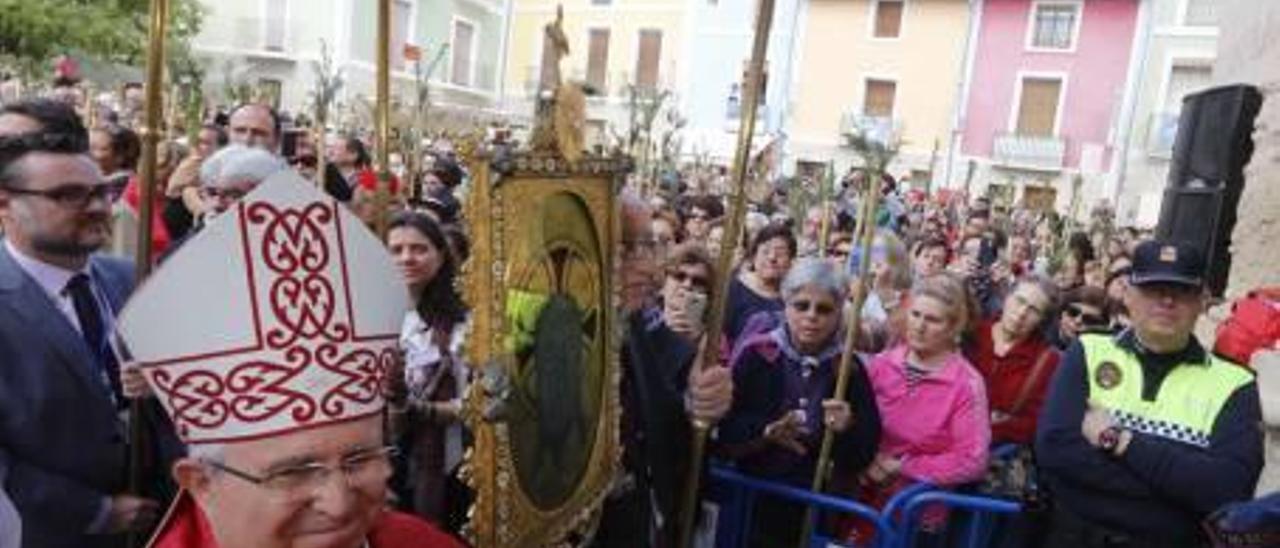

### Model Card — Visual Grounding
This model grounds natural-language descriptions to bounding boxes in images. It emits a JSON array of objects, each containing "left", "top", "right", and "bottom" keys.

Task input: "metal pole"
[
  {"left": 796, "top": 179, "right": 881, "bottom": 547},
  {"left": 374, "top": 0, "right": 392, "bottom": 238},
  {"left": 676, "top": 0, "right": 776, "bottom": 546},
  {"left": 129, "top": 0, "right": 168, "bottom": 545}
]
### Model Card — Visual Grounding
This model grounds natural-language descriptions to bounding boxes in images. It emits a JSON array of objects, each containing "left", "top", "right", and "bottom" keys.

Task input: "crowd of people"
[{"left": 0, "top": 91, "right": 1276, "bottom": 548}]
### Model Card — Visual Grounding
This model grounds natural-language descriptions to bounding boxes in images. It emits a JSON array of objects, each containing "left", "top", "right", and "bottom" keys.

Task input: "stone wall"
[{"left": 1215, "top": 0, "right": 1280, "bottom": 299}]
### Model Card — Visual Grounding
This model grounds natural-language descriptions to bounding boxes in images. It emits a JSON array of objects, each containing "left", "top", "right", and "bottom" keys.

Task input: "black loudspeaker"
[{"left": 1157, "top": 84, "right": 1263, "bottom": 297}]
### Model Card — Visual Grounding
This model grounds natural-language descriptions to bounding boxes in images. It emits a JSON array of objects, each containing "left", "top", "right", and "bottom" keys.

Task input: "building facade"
[
  {"left": 192, "top": 0, "right": 512, "bottom": 122},
  {"left": 953, "top": 0, "right": 1141, "bottom": 213},
  {"left": 1113, "top": 0, "right": 1219, "bottom": 227},
  {"left": 500, "top": 0, "right": 692, "bottom": 145},
  {"left": 788, "top": 0, "right": 973, "bottom": 188},
  {"left": 681, "top": 0, "right": 804, "bottom": 163}
]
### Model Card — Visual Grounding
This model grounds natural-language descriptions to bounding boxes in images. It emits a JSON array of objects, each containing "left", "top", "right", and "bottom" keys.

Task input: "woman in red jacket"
[{"left": 965, "top": 275, "right": 1061, "bottom": 445}]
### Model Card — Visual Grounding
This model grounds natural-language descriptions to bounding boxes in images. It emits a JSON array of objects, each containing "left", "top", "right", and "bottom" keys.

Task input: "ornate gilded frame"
[{"left": 460, "top": 150, "right": 630, "bottom": 547}]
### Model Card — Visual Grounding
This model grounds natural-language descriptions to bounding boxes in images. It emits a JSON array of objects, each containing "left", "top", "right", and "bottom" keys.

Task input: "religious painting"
[{"left": 461, "top": 151, "right": 628, "bottom": 547}]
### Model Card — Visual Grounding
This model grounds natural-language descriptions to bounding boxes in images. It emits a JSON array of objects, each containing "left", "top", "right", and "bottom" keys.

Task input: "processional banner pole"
[
  {"left": 796, "top": 177, "right": 882, "bottom": 547},
  {"left": 374, "top": 0, "right": 393, "bottom": 239},
  {"left": 129, "top": 0, "right": 170, "bottom": 545},
  {"left": 676, "top": 0, "right": 776, "bottom": 546}
]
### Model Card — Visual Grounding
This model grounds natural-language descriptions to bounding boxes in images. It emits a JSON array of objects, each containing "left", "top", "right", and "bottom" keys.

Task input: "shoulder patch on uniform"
[{"left": 1096, "top": 360, "right": 1123, "bottom": 390}]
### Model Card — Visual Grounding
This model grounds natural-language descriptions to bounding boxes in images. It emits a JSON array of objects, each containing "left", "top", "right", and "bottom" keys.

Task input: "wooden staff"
[
  {"left": 129, "top": 1, "right": 169, "bottom": 546},
  {"left": 817, "top": 160, "right": 835, "bottom": 258},
  {"left": 675, "top": 0, "right": 776, "bottom": 546},
  {"left": 374, "top": 0, "right": 392, "bottom": 237},
  {"left": 796, "top": 174, "right": 882, "bottom": 547}
]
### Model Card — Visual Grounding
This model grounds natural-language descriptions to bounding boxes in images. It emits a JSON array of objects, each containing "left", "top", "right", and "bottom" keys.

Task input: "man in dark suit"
[
  {"left": 593, "top": 195, "right": 734, "bottom": 548},
  {"left": 0, "top": 99, "right": 160, "bottom": 547}
]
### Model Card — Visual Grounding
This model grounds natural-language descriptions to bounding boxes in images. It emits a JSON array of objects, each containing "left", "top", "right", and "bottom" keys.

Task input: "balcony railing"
[
  {"left": 992, "top": 133, "right": 1066, "bottom": 171},
  {"left": 839, "top": 113, "right": 900, "bottom": 146}
]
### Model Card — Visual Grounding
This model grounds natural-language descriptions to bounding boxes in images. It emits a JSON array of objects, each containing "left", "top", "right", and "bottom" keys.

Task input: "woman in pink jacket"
[{"left": 850, "top": 273, "right": 992, "bottom": 540}]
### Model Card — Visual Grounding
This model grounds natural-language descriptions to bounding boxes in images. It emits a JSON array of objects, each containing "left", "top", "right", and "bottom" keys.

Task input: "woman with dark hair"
[
  {"left": 89, "top": 124, "right": 141, "bottom": 186},
  {"left": 725, "top": 223, "right": 797, "bottom": 345},
  {"left": 385, "top": 211, "right": 470, "bottom": 531},
  {"left": 965, "top": 276, "right": 1062, "bottom": 445}
]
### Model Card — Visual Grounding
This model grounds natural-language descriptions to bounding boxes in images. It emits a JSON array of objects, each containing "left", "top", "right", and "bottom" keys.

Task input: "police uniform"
[{"left": 1035, "top": 241, "right": 1264, "bottom": 548}]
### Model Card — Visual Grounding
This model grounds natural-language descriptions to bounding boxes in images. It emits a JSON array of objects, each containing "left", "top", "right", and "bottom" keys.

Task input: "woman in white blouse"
[{"left": 386, "top": 211, "right": 470, "bottom": 530}]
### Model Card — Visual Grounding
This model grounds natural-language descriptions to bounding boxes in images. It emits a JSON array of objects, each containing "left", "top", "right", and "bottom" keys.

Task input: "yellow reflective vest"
[{"left": 1080, "top": 333, "right": 1253, "bottom": 449}]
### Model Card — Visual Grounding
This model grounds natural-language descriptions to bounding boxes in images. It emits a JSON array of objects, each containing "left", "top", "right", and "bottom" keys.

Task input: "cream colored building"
[
  {"left": 192, "top": 0, "right": 512, "bottom": 121},
  {"left": 501, "top": 0, "right": 691, "bottom": 144},
  {"left": 787, "top": 0, "right": 972, "bottom": 186}
]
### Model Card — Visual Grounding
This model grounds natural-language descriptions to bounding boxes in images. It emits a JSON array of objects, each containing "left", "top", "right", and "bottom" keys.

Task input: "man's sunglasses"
[
  {"left": 2, "top": 180, "right": 126, "bottom": 209},
  {"left": 1065, "top": 304, "right": 1107, "bottom": 326}
]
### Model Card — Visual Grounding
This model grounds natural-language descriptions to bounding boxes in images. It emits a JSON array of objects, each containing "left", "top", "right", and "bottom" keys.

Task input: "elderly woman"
[
  {"left": 660, "top": 243, "right": 716, "bottom": 344},
  {"left": 847, "top": 230, "right": 912, "bottom": 353},
  {"left": 853, "top": 273, "right": 990, "bottom": 540},
  {"left": 197, "top": 144, "right": 288, "bottom": 221},
  {"left": 965, "top": 276, "right": 1061, "bottom": 445},
  {"left": 724, "top": 223, "right": 797, "bottom": 345},
  {"left": 721, "top": 259, "right": 881, "bottom": 548}
]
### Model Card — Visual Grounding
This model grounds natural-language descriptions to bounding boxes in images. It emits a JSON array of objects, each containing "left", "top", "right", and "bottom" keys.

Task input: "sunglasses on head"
[
  {"left": 668, "top": 269, "right": 709, "bottom": 291},
  {"left": 789, "top": 299, "right": 837, "bottom": 316},
  {"left": 1065, "top": 304, "right": 1106, "bottom": 326}
]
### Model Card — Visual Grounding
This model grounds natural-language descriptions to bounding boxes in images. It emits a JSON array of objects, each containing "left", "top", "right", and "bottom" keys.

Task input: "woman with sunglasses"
[
  {"left": 965, "top": 276, "right": 1061, "bottom": 445},
  {"left": 852, "top": 273, "right": 990, "bottom": 542},
  {"left": 1052, "top": 286, "right": 1112, "bottom": 351},
  {"left": 720, "top": 259, "right": 882, "bottom": 547},
  {"left": 660, "top": 243, "right": 716, "bottom": 344}
]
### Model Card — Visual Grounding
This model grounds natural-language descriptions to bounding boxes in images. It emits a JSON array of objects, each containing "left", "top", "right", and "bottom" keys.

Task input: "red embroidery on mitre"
[{"left": 141, "top": 193, "right": 398, "bottom": 444}]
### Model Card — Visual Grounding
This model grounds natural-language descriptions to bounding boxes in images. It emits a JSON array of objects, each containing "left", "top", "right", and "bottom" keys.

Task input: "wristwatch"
[{"left": 1098, "top": 425, "right": 1124, "bottom": 454}]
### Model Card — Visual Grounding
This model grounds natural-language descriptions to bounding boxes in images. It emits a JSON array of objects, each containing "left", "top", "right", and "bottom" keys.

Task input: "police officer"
[{"left": 1036, "top": 239, "right": 1263, "bottom": 547}]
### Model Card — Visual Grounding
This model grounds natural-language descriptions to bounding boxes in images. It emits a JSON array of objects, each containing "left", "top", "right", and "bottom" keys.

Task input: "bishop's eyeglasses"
[{"left": 204, "top": 445, "right": 399, "bottom": 500}]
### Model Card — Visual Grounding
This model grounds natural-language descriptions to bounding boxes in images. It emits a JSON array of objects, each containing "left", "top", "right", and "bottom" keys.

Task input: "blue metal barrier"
[
  {"left": 896, "top": 491, "right": 1022, "bottom": 548},
  {"left": 708, "top": 465, "right": 890, "bottom": 548}
]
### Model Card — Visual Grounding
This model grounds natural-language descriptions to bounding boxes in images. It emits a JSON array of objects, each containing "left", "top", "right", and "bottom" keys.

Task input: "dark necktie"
[{"left": 65, "top": 273, "right": 124, "bottom": 406}]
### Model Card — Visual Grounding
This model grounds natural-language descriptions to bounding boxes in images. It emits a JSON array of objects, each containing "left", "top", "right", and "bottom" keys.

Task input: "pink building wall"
[{"left": 961, "top": 0, "right": 1139, "bottom": 170}]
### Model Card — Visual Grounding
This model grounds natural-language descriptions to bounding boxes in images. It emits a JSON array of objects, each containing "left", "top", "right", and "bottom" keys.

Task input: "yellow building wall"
[
  {"left": 790, "top": 0, "right": 971, "bottom": 160},
  {"left": 505, "top": 0, "right": 689, "bottom": 97}
]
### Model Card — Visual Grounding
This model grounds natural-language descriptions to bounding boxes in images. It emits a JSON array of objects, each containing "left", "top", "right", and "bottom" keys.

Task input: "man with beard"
[
  {"left": 0, "top": 99, "right": 161, "bottom": 546},
  {"left": 593, "top": 194, "right": 734, "bottom": 547}
]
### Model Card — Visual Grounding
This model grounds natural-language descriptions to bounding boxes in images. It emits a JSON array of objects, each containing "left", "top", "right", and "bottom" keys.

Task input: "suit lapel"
[{"left": 0, "top": 246, "right": 114, "bottom": 408}]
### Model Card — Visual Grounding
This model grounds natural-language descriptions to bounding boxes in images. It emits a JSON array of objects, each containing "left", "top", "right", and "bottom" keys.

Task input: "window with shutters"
[
  {"left": 872, "top": 0, "right": 905, "bottom": 39},
  {"left": 587, "top": 29, "right": 610, "bottom": 93},
  {"left": 391, "top": 0, "right": 413, "bottom": 70},
  {"left": 635, "top": 30, "right": 663, "bottom": 91},
  {"left": 863, "top": 79, "right": 897, "bottom": 118},
  {"left": 450, "top": 19, "right": 476, "bottom": 87},
  {"left": 1014, "top": 77, "right": 1063, "bottom": 136},
  {"left": 263, "top": 0, "right": 287, "bottom": 51},
  {"left": 1183, "top": 0, "right": 1217, "bottom": 27},
  {"left": 1028, "top": 2, "right": 1080, "bottom": 51}
]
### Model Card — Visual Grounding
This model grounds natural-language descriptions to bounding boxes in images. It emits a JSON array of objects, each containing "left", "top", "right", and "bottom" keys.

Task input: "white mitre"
[{"left": 117, "top": 170, "right": 409, "bottom": 444}]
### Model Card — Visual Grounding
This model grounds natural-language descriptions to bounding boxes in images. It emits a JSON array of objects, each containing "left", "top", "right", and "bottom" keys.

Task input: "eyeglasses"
[
  {"left": 788, "top": 299, "right": 837, "bottom": 317},
  {"left": 668, "top": 269, "right": 710, "bottom": 291},
  {"left": 1065, "top": 304, "right": 1106, "bottom": 326},
  {"left": 2, "top": 180, "right": 126, "bottom": 209},
  {"left": 199, "top": 186, "right": 250, "bottom": 202},
  {"left": 623, "top": 237, "right": 666, "bottom": 260},
  {"left": 205, "top": 445, "right": 398, "bottom": 501}
]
